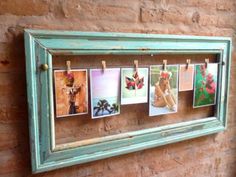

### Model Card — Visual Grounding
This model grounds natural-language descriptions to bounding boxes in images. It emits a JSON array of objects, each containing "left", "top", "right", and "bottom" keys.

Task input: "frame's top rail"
[{"left": 25, "top": 29, "right": 232, "bottom": 42}]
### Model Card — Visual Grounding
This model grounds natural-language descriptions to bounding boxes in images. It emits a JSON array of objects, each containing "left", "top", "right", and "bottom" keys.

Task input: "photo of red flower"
[
  {"left": 193, "top": 63, "right": 218, "bottom": 108},
  {"left": 121, "top": 68, "right": 148, "bottom": 105},
  {"left": 125, "top": 71, "right": 144, "bottom": 90}
]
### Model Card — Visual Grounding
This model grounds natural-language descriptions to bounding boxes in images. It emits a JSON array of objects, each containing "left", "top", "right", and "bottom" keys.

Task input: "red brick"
[
  {"left": 217, "top": 14, "right": 236, "bottom": 28},
  {"left": 0, "top": 0, "right": 235, "bottom": 177},
  {"left": 0, "top": 0, "right": 49, "bottom": 16},
  {"left": 91, "top": 0, "right": 140, "bottom": 10},
  {"left": 199, "top": 14, "right": 218, "bottom": 26},
  {"left": 191, "top": 11, "right": 200, "bottom": 23},
  {"left": 0, "top": 106, "right": 28, "bottom": 123},
  {"left": 0, "top": 123, "right": 28, "bottom": 153},
  {"left": 0, "top": 73, "right": 26, "bottom": 106},
  {"left": 141, "top": 7, "right": 193, "bottom": 25},
  {"left": 198, "top": 0, "right": 217, "bottom": 11},
  {"left": 140, "top": 8, "right": 166, "bottom": 23},
  {"left": 216, "top": 1, "right": 236, "bottom": 11},
  {"left": 165, "top": 11, "right": 191, "bottom": 25},
  {"left": 0, "top": 149, "right": 29, "bottom": 175},
  {"left": 61, "top": 1, "right": 138, "bottom": 22},
  {"left": 213, "top": 27, "right": 235, "bottom": 37}
]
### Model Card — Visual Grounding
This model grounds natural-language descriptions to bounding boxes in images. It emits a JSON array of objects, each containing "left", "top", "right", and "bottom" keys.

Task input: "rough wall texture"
[{"left": 0, "top": 0, "right": 236, "bottom": 177}]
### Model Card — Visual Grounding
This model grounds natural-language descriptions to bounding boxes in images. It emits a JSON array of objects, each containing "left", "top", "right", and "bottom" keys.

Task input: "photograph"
[
  {"left": 121, "top": 68, "right": 148, "bottom": 105},
  {"left": 179, "top": 64, "right": 194, "bottom": 91},
  {"left": 90, "top": 68, "right": 121, "bottom": 119},
  {"left": 149, "top": 65, "right": 178, "bottom": 116},
  {"left": 193, "top": 63, "right": 218, "bottom": 108},
  {"left": 54, "top": 69, "right": 88, "bottom": 118}
]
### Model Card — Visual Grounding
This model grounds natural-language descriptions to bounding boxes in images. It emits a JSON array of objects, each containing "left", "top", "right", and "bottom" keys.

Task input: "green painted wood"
[
  {"left": 37, "top": 39, "right": 227, "bottom": 50},
  {"left": 39, "top": 118, "right": 224, "bottom": 172},
  {"left": 24, "top": 32, "right": 41, "bottom": 172},
  {"left": 24, "top": 29, "right": 231, "bottom": 41},
  {"left": 48, "top": 117, "right": 222, "bottom": 161},
  {"left": 24, "top": 29, "right": 232, "bottom": 173},
  {"left": 37, "top": 45, "right": 53, "bottom": 163},
  {"left": 49, "top": 49, "right": 223, "bottom": 56}
]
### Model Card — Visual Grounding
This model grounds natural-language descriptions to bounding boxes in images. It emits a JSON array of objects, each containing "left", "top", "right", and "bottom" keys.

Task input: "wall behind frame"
[
  {"left": 53, "top": 54, "right": 217, "bottom": 145},
  {"left": 1, "top": 0, "right": 236, "bottom": 176}
]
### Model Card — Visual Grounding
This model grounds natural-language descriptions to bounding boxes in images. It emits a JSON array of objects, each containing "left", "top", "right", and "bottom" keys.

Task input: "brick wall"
[{"left": 0, "top": 0, "right": 236, "bottom": 176}]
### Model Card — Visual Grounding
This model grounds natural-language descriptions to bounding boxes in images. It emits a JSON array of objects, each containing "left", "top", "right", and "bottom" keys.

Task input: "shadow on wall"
[{"left": 0, "top": 26, "right": 32, "bottom": 175}]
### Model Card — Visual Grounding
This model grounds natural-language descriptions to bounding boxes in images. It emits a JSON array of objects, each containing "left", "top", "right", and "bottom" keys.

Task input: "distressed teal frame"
[{"left": 24, "top": 29, "right": 232, "bottom": 173}]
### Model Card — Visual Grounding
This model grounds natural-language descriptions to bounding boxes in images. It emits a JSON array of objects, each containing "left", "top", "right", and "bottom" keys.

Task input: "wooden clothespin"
[
  {"left": 66, "top": 60, "right": 71, "bottom": 74},
  {"left": 102, "top": 60, "right": 106, "bottom": 72},
  {"left": 134, "top": 60, "right": 138, "bottom": 72},
  {"left": 186, "top": 59, "right": 191, "bottom": 70},
  {"left": 163, "top": 60, "right": 167, "bottom": 71},
  {"left": 205, "top": 58, "right": 209, "bottom": 68}
]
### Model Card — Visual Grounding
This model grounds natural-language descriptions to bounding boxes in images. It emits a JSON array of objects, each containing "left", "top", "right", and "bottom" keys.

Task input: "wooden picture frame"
[{"left": 24, "top": 29, "right": 231, "bottom": 173}]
